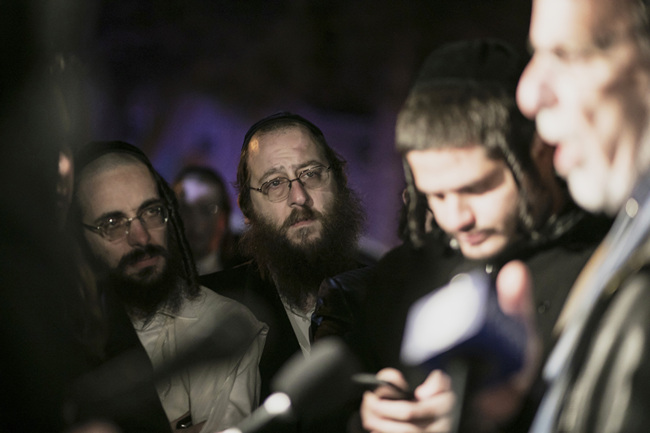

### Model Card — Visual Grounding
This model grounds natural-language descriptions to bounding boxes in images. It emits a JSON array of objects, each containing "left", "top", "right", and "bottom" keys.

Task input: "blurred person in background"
[{"left": 173, "top": 165, "right": 247, "bottom": 275}]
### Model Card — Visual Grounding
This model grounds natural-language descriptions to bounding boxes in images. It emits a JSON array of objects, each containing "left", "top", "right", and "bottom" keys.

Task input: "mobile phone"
[
  {"left": 175, "top": 413, "right": 193, "bottom": 429},
  {"left": 352, "top": 373, "right": 415, "bottom": 400}
]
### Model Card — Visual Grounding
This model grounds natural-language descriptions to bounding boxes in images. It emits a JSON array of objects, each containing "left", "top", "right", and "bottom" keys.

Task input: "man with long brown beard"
[{"left": 201, "top": 112, "right": 365, "bottom": 408}]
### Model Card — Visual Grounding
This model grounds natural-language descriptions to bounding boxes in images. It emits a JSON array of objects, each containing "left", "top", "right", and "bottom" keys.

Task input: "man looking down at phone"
[{"left": 349, "top": 39, "right": 610, "bottom": 432}]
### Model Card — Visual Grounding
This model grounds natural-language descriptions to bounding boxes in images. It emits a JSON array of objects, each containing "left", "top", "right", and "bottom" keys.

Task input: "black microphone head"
[{"left": 270, "top": 337, "right": 361, "bottom": 419}]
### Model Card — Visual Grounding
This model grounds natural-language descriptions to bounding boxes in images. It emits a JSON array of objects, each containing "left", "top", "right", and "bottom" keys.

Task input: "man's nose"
[
  {"left": 516, "top": 54, "right": 558, "bottom": 119},
  {"left": 126, "top": 218, "right": 151, "bottom": 246},
  {"left": 441, "top": 196, "right": 475, "bottom": 233},
  {"left": 287, "top": 180, "right": 311, "bottom": 207}
]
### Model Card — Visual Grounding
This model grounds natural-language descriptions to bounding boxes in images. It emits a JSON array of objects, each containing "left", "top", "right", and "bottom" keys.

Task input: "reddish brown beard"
[{"left": 239, "top": 189, "right": 365, "bottom": 311}]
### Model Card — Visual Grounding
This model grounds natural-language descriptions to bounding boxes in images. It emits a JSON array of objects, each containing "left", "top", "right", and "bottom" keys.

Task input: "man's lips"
[
  {"left": 128, "top": 254, "right": 161, "bottom": 270},
  {"left": 552, "top": 142, "right": 577, "bottom": 178},
  {"left": 290, "top": 218, "right": 314, "bottom": 228},
  {"left": 455, "top": 231, "right": 489, "bottom": 246}
]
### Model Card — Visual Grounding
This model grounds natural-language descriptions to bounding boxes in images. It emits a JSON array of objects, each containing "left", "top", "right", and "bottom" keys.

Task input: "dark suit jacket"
[
  {"left": 550, "top": 235, "right": 650, "bottom": 432},
  {"left": 313, "top": 209, "right": 612, "bottom": 432}
]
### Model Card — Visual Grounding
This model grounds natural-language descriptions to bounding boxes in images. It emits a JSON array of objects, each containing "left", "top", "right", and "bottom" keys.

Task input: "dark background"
[{"left": 13, "top": 0, "right": 533, "bottom": 252}]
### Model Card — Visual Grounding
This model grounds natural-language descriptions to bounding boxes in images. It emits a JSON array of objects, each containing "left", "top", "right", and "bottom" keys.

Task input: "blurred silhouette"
[
  {"left": 173, "top": 165, "right": 247, "bottom": 275},
  {"left": 0, "top": 5, "right": 167, "bottom": 430}
]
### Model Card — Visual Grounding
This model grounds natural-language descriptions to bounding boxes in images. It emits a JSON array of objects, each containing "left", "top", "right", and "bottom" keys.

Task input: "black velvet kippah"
[
  {"left": 412, "top": 38, "right": 524, "bottom": 91},
  {"left": 240, "top": 111, "right": 326, "bottom": 152},
  {"left": 74, "top": 140, "right": 152, "bottom": 176}
]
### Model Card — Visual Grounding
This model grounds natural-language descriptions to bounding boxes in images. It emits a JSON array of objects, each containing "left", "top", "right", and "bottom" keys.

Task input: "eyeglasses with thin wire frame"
[
  {"left": 82, "top": 204, "right": 169, "bottom": 242},
  {"left": 249, "top": 165, "right": 331, "bottom": 202}
]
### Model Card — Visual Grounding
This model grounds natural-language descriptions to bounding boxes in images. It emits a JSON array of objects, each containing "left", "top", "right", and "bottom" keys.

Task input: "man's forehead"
[
  {"left": 248, "top": 124, "right": 312, "bottom": 152},
  {"left": 407, "top": 145, "right": 506, "bottom": 191},
  {"left": 531, "top": 0, "right": 631, "bottom": 47},
  {"left": 247, "top": 126, "right": 324, "bottom": 173},
  {"left": 78, "top": 155, "right": 159, "bottom": 214},
  {"left": 80, "top": 152, "right": 147, "bottom": 181}
]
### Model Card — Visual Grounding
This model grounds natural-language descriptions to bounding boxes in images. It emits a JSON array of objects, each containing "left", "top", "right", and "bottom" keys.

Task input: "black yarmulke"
[{"left": 412, "top": 39, "right": 524, "bottom": 91}]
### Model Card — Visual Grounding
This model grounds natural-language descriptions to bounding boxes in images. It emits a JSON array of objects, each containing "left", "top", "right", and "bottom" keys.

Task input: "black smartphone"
[
  {"left": 175, "top": 413, "right": 193, "bottom": 429},
  {"left": 352, "top": 373, "right": 416, "bottom": 400}
]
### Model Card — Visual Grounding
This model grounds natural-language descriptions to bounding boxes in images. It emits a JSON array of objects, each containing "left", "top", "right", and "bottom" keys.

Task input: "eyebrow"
[
  {"left": 93, "top": 197, "right": 163, "bottom": 224},
  {"left": 458, "top": 167, "right": 505, "bottom": 194},
  {"left": 258, "top": 160, "right": 326, "bottom": 183}
]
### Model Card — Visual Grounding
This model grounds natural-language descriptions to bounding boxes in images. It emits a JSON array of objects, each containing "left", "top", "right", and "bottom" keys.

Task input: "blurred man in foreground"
[
  {"left": 516, "top": 0, "right": 650, "bottom": 431},
  {"left": 353, "top": 39, "right": 609, "bottom": 433}
]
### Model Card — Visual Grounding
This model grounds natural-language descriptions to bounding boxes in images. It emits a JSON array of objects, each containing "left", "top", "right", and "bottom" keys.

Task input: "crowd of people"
[{"left": 4, "top": 0, "right": 650, "bottom": 432}]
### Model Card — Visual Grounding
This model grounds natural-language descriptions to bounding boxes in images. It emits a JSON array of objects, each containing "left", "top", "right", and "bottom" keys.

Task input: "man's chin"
[
  {"left": 567, "top": 170, "right": 629, "bottom": 216},
  {"left": 286, "top": 225, "right": 322, "bottom": 245},
  {"left": 459, "top": 238, "right": 507, "bottom": 261},
  {"left": 124, "top": 264, "right": 163, "bottom": 283}
]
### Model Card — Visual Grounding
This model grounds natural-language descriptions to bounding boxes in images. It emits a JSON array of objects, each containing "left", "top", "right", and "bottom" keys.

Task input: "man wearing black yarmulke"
[
  {"left": 200, "top": 113, "right": 366, "bottom": 419},
  {"left": 355, "top": 39, "right": 610, "bottom": 433}
]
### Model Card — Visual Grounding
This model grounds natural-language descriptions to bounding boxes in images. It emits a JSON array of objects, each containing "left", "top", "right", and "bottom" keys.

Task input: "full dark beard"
[
  {"left": 239, "top": 188, "right": 365, "bottom": 311},
  {"left": 104, "top": 243, "right": 186, "bottom": 322}
]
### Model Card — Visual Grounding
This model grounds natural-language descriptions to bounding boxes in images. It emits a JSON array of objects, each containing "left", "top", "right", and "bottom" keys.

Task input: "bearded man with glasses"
[
  {"left": 71, "top": 140, "right": 268, "bottom": 433},
  {"left": 200, "top": 113, "right": 366, "bottom": 424}
]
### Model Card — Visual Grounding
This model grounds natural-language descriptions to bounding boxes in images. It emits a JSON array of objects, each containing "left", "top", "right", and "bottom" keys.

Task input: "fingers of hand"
[
  {"left": 496, "top": 260, "right": 533, "bottom": 319},
  {"left": 361, "top": 386, "right": 455, "bottom": 433},
  {"left": 416, "top": 370, "right": 452, "bottom": 399}
]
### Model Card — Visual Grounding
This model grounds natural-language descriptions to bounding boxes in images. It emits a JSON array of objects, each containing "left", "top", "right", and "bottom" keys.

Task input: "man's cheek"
[{"left": 89, "top": 243, "right": 117, "bottom": 270}]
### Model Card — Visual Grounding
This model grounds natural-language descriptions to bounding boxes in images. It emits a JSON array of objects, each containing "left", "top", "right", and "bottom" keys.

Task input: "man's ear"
[{"left": 237, "top": 195, "right": 251, "bottom": 225}]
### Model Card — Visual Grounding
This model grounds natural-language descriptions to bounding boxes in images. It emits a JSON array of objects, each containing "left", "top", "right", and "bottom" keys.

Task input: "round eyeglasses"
[
  {"left": 82, "top": 204, "right": 169, "bottom": 242},
  {"left": 249, "top": 165, "right": 331, "bottom": 202}
]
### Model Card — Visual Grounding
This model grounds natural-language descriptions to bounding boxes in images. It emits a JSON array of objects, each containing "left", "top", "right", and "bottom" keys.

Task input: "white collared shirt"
[
  {"left": 280, "top": 299, "right": 315, "bottom": 358},
  {"left": 134, "top": 286, "right": 268, "bottom": 432}
]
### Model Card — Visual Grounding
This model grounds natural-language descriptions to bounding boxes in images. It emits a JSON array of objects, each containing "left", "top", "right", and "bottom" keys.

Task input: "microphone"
[
  {"left": 400, "top": 270, "right": 527, "bottom": 433},
  {"left": 400, "top": 270, "right": 526, "bottom": 385},
  {"left": 224, "top": 337, "right": 361, "bottom": 433}
]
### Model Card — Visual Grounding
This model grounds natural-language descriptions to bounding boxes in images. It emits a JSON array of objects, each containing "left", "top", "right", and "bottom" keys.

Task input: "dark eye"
[
  {"left": 102, "top": 217, "right": 124, "bottom": 229},
  {"left": 143, "top": 206, "right": 162, "bottom": 217},
  {"left": 302, "top": 167, "right": 322, "bottom": 179},
  {"left": 263, "top": 178, "right": 287, "bottom": 192},
  {"left": 552, "top": 46, "right": 593, "bottom": 63},
  {"left": 101, "top": 218, "right": 123, "bottom": 228}
]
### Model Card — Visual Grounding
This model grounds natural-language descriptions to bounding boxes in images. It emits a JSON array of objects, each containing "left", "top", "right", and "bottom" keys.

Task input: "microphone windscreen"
[
  {"left": 224, "top": 392, "right": 293, "bottom": 433},
  {"left": 270, "top": 337, "right": 361, "bottom": 419},
  {"left": 401, "top": 271, "right": 526, "bottom": 386}
]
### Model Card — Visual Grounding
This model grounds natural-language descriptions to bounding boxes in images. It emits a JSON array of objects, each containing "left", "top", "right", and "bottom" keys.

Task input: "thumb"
[
  {"left": 496, "top": 259, "right": 534, "bottom": 322},
  {"left": 495, "top": 259, "right": 541, "bottom": 396}
]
